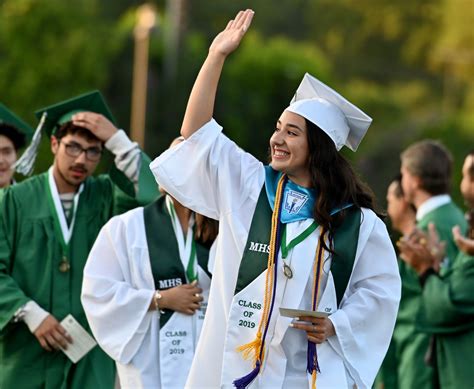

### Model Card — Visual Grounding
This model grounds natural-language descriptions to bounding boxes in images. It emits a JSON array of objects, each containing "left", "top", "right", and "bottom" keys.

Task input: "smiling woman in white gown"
[{"left": 150, "top": 9, "right": 401, "bottom": 389}]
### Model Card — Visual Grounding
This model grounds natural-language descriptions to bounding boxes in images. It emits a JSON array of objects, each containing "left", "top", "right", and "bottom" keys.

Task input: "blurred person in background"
[
  {"left": 375, "top": 176, "right": 416, "bottom": 389},
  {"left": 0, "top": 103, "right": 32, "bottom": 189},
  {"left": 399, "top": 150, "right": 474, "bottom": 388},
  {"left": 395, "top": 140, "right": 467, "bottom": 388},
  {"left": 0, "top": 91, "right": 158, "bottom": 389},
  {"left": 453, "top": 150, "right": 474, "bottom": 255},
  {"left": 386, "top": 175, "right": 417, "bottom": 238}
]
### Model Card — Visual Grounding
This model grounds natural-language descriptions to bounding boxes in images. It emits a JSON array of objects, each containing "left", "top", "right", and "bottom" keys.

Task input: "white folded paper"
[
  {"left": 60, "top": 314, "right": 97, "bottom": 363},
  {"left": 279, "top": 307, "right": 329, "bottom": 319}
]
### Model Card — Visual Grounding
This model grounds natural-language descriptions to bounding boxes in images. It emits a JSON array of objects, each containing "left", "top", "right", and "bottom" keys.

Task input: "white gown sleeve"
[
  {"left": 150, "top": 119, "right": 264, "bottom": 220},
  {"left": 81, "top": 215, "right": 155, "bottom": 365},
  {"left": 327, "top": 211, "right": 401, "bottom": 388}
]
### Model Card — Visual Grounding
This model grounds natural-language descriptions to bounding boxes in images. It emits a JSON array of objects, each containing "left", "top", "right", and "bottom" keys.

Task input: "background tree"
[{"left": 1, "top": 0, "right": 472, "bottom": 207}]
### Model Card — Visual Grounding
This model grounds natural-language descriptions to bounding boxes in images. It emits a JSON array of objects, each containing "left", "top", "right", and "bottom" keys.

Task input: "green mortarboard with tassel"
[{"left": 14, "top": 90, "right": 115, "bottom": 176}]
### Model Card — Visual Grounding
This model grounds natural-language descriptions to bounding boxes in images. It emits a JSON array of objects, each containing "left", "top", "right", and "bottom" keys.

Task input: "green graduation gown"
[
  {"left": 417, "top": 251, "right": 474, "bottom": 389},
  {"left": 0, "top": 159, "right": 158, "bottom": 389},
  {"left": 393, "top": 201, "right": 467, "bottom": 389}
]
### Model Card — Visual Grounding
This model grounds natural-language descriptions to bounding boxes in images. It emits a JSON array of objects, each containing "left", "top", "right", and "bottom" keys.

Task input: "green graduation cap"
[
  {"left": 15, "top": 90, "right": 115, "bottom": 176},
  {"left": 0, "top": 103, "right": 34, "bottom": 142},
  {"left": 35, "top": 90, "right": 116, "bottom": 137}
]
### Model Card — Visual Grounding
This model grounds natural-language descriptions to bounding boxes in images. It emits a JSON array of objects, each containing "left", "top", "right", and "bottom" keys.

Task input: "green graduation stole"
[
  {"left": 143, "top": 196, "right": 211, "bottom": 327},
  {"left": 235, "top": 186, "right": 361, "bottom": 306},
  {"left": 233, "top": 179, "right": 361, "bottom": 389}
]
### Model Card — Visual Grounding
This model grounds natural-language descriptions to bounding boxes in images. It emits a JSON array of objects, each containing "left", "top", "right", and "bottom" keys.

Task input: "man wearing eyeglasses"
[{"left": 0, "top": 91, "right": 159, "bottom": 389}]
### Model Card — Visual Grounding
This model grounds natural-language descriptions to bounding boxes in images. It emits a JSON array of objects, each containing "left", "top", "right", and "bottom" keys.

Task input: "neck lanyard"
[
  {"left": 281, "top": 221, "right": 318, "bottom": 259},
  {"left": 166, "top": 196, "right": 198, "bottom": 282},
  {"left": 46, "top": 168, "right": 83, "bottom": 271}
]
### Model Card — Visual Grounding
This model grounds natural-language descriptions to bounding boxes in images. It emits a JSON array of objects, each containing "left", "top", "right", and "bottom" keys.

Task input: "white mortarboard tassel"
[
  {"left": 13, "top": 112, "right": 47, "bottom": 176},
  {"left": 286, "top": 73, "right": 372, "bottom": 151}
]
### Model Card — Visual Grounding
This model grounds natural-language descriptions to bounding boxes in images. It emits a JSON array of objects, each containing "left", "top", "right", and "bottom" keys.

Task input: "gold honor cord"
[
  {"left": 234, "top": 174, "right": 287, "bottom": 387},
  {"left": 308, "top": 230, "right": 328, "bottom": 389},
  {"left": 234, "top": 175, "right": 329, "bottom": 389}
]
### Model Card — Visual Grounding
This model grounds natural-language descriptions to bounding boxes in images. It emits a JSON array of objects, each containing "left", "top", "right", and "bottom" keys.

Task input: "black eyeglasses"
[{"left": 60, "top": 141, "right": 103, "bottom": 161}]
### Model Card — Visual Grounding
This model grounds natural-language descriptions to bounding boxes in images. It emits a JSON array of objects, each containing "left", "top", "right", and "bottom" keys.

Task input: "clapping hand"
[
  {"left": 452, "top": 225, "right": 474, "bottom": 255},
  {"left": 398, "top": 223, "right": 446, "bottom": 274}
]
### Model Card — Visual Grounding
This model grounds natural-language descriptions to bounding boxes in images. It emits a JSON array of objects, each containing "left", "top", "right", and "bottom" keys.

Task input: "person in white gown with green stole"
[
  {"left": 0, "top": 91, "right": 158, "bottom": 389},
  {"left": 82, "top": 139, "right": 218, "bottom": 389},
  {"left": 151, "top": 9, "right": 401, "bottom": 389}
]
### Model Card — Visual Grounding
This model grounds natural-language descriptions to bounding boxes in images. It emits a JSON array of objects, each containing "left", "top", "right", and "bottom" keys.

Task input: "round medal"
[
  {"left": 59, "top": 257, "right": 70, "bottom": 273},
  {"left": 283, "top": 263, "right": 293, "bottom": 279}
]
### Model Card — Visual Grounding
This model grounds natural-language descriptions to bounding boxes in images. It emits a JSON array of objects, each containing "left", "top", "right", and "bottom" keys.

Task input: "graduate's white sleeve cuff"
[
  {"left": 149, "top": 118, "right": 224, "bottom": 219},
  {"left": 22, "top": 301, "right": 50, "bottom": 333},
  {"left": 327, "top": 310, "right": 364, "bottom": 387},
  {"left": 105, "top": 129, "right": 138, "bottom": 155},
  {"left": 105, "top": 129, "right": 141, "bottom": 187}
]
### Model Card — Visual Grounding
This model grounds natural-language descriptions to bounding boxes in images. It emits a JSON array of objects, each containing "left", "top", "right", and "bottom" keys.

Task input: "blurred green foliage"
[{"left": 1, "top": 0, "right": 472, "bottom": 208}]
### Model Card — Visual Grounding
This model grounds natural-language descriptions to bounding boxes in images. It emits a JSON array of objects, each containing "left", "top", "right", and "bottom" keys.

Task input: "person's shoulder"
[
  {"left": 446, "top": 200, "right": 467, "bottom": 219},
  {"left": 454, "top": 250, "right": 474, "bottom": 267},
  {"left": 359, "top": 207, "right": 379, "bottom": 226},
  {"left": 358, "top": 207, "right": 390, "bottom": 236},
  {"left": 81, "top": 174, "right": 114, "bottom": 198},
  {"left": 103, "top": 206, "right": 144, "bottom": 231},
  {"left": 119, "top": 206, "right": 144, "bottom": 224},
  {"left": 6, "top": 172, "right": 47, "bottom": 199},
  {"left": 421, "top": 200, "right": 466, "bottom": 229}
]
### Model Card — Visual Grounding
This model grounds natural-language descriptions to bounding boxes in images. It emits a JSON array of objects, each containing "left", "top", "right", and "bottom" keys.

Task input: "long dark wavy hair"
[
  {"left": 305, "top": 119, "right": 381, "bottom": 250},
  {"left": 194, "top": 213, "right": 219, "bottom": 248}
]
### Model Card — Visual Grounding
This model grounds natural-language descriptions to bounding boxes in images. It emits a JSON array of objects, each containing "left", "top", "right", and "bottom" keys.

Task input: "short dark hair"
[
  {"left": 0, "top": 124, "right": 26, "bottom": 150},
  {"left": 390, "top": 174, "right": 404, "bottom": 198},
  {"left": 390, "top": 174, "right": 417, "bottom": 212},
  {"left": 54, "top": 121, "right": 101, "bottom": 143},
  {"left": 401, "top": 140, "right": 452, "bottom": 195}
]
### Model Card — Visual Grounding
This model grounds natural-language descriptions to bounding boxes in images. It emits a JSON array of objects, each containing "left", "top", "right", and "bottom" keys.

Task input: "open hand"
[
  {"left": 398, "top": 223, "right": 445, "bottom": 274},
  {"left": 290, "top": 316, "right": 335, "bottom": 344},
  {"left": 160, "top": 282, "right": 203, "bottom": 315},
  {"left": 34, "top": 315, "right": 73, "bottom": 352},
  {"left": 209, "top": 9, "right": 254, "bottom": 57},
  {"left": 452, "top": 225, "right": 474, "bottom": 255},
  {"left": 72, "top": 112, "right": 118, "bottom": 142}
]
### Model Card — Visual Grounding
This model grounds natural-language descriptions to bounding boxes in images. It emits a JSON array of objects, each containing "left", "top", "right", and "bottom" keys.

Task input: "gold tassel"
[
  {"left": 311, "top": 370, "right": 317, "bottom": 389},
  {"left": 235, "top": 175, "right": 286, "bottom": 370},
  {"left": 236, "top": 330, "right": 262, "bottom": 361}
]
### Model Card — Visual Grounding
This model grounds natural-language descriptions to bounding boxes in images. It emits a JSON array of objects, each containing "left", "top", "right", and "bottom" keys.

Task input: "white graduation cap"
[{"left": 286, "top": 73, "right": 372, "bottom": 151}]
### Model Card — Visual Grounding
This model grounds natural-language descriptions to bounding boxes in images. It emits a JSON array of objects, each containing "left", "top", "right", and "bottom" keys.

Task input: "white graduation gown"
[
  {"left": 81, "top": 207, "right": 211, "bottom": 389},
  {"left": 150, "top": 119, "right": 401, "bottom": 389}
]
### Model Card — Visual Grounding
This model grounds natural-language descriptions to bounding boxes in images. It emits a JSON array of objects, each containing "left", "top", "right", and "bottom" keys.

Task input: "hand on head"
[{"left": 72, "top": 112, "right": 117, "bottom": 142}]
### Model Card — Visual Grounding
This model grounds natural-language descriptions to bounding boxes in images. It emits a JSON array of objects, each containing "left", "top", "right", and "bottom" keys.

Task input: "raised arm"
[{"left": 180, "top": 9, "right": 254, "bottom": 139}]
